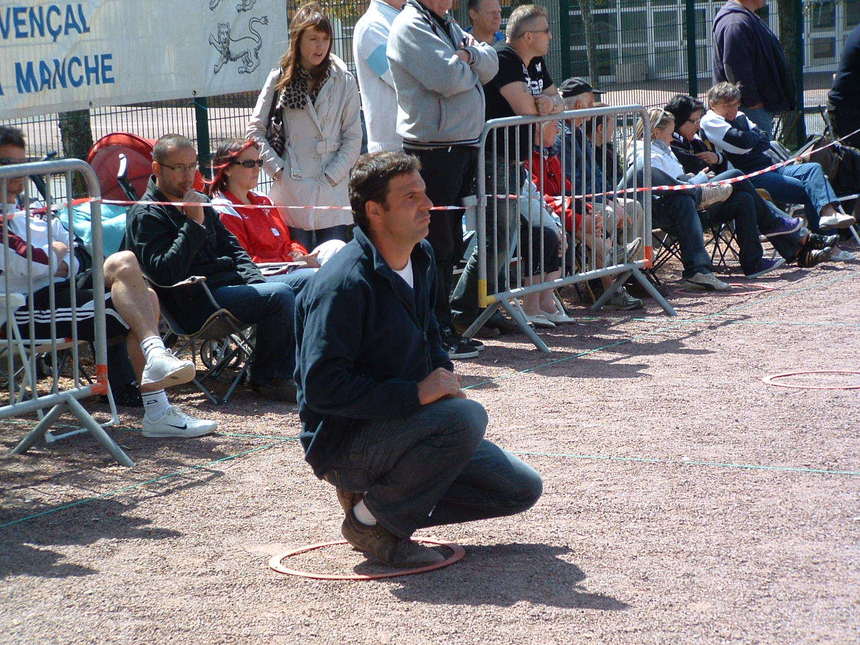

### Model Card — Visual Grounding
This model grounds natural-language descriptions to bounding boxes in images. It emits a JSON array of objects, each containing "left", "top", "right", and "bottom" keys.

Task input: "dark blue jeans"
[
  {"left": 211, "top": 281, "right": 296, "bottom": 383},
  {"left": 692, "top": 170, "right": 762, "bottom": 274},
  {"left": 324, "top": 397, "right": 543, "bottom": 538},
  {"left": 652, "top": 192, "right": 713, "bottom": 278},
  {"left": 751, "top": 163, "right": 838, "bottom": 233}
]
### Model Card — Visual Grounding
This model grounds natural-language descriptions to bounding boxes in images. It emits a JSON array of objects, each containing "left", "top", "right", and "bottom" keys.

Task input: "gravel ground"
[{"left": 1, "top": 243, "right": 858, "bottom": 645}]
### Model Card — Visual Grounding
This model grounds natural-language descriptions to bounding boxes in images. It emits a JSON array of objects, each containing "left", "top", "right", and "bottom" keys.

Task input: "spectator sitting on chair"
[
  {"left": 123, "top": 134, "right": 299, "bottom": 403},
  {"left": 528, "top": 119, "right": 643, "bottom": 311},
  {"left": 666, "top": 94, "right": 836, "bottom": 269},
  {"left": 0, "top": 126, "right": 216, "bottom": 439},
  {"left": 295, "top": 151, "right": 542, "bottom": 568},
  {"left": 625, "top": 112, "right": 729, "bottom": 291},
  {"left": 639, "top": 107, "right": 786, "bottom": 279},
  {"left": 700, "top": 82, "right": 856, "bottom": 233},
  {"left": 206, "top": 138, "right": 345, "bottom": 296},
  {"left": 557, "top": 81, "right": 644, "bottom": 302}
]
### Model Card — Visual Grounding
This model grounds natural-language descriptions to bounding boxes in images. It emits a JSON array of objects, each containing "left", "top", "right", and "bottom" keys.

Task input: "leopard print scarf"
[{"left": 284, "top": 65, "right": 331, "bottom": 111}]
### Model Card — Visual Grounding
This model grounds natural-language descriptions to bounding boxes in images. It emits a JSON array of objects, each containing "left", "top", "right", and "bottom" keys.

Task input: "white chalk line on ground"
[{"left": 0, "top": 270, "right": 856, "bottom": 530}]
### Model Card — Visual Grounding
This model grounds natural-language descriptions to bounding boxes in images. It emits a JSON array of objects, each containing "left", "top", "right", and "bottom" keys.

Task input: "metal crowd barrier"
[
  {"left": 463, "top": 105, "right": 676, "bottom": 352},
  {"left": 0, "top": 159, "right": 131, "bottom": 466}
]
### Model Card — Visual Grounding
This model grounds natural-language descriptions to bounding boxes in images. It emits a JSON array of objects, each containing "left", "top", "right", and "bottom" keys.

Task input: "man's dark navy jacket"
[
  {"left": 295, "top": 226, "right": 453, "bottom": 477},
  {"left": 712, "top": 1, "right": 794, "bottom": 113}
]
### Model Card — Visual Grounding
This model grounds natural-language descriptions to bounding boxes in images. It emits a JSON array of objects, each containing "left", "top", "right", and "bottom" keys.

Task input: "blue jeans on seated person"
[
  {"left": 210, "top": 281, "right": 296, "bottom": 384},
  {"left": 751, "top": 163, "right": 838, "bottom": 233},
  {"left": 691, "top": 170, "right": 763, "bottom": 274},
  {"left": 652, "top": 192, "right": 713, "bottom": 278},
  {"left": 323, "top": 397, "right": 543, "bottom": 539},
  {"left": 265, "top": 267, "right": 318, "bottom": 297}
]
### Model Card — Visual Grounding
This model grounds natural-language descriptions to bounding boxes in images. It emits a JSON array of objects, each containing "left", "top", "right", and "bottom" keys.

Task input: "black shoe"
[
  {"left": 807, "top": 233, "right": 839, "bottom": 250},
  {"left": 460, "top": 336, "right": 484, "bottom": 353},
  {"left": 798, "top": 245, "right": 833, "bottom": 268},
  {"left": 249, "top": 377, "right": 297, "bottom": 402},
  {"left": 444, "top": 336, "right": 479, "bottom": 359}
]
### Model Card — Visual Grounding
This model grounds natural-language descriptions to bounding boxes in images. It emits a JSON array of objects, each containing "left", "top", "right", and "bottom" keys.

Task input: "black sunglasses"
[{"left": 231, "top": 159, "right": 264, "bottom": 168}]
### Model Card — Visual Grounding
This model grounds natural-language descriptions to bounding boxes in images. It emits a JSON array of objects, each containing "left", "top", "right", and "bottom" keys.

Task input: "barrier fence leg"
[
  {"left": 461, "top": 303, "right": 500, "bottom": 340},
  {"left": 10, "top": 402, "right": 68, "bottom": 455},
  {"left": 65, "top": 396, "right": 135, "bottom": 467},
  {"left": 630, "top": 268, "right": 677, "bottom": 316},
  {"left": 498, "top": 298, "right": 551, "bottom": 353}
]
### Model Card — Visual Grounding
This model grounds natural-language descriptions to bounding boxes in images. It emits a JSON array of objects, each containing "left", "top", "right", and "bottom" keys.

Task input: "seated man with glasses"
[
  {"left": 123, "top": 134, "right": 299, "bottom": 402},
  {"left": 0, "top": 125, "right": 216, "bottom": 438}
]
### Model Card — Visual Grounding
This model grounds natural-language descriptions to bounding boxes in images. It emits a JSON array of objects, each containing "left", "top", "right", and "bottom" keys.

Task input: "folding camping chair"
[{"left": 147, "top": 275, "right": 254, "bottom": 405}]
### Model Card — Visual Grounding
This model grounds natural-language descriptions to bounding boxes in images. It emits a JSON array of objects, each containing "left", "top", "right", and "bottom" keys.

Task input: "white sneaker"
[
  {"left": 140, "top": 350, "right": 195, "bottom": 389},
  {"left": 698, "top": 183, "right": 733, "bottom": 210},
  {"left": 142, "top": 406, "right": 217, "bottom": 438},
  {"left": 683, "top": 272, "right": 730, "bottom": 291},
  {"left": 818, "top": 212, "right": 855, "bottom": 229}
]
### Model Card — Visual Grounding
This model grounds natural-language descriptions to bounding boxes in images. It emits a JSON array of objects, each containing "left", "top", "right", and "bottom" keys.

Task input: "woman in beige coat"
[{"left": 247, "top": 3, "right": 362, "bottom": 249}]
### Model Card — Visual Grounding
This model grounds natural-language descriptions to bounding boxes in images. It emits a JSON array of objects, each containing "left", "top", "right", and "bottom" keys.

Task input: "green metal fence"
[{"left": 3, "top": 0, "right": 856, "bottom": 198}]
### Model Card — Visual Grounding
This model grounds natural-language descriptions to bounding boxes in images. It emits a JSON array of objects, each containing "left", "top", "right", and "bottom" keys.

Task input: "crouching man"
[{"left": 295, "top": 152, "right": 543, "bottom": 568}]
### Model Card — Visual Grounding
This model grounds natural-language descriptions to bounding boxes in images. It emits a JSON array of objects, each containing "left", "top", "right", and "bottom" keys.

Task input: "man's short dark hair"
[
  {"left": 153, "top": 134, "right": 196, "bottom": 164},
  {"left": 467, "top": 0, "right": 482, "bottom": 10},
  {"left": 349, "top": 151, "right": 421, "bottom": 233},
  {"left": 0, "top": 126, "right": 26, "bottom": 149}
]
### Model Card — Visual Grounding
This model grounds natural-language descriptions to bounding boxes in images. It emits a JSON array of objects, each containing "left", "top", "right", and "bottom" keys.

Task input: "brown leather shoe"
[{"left": 341, "top": 510, "right": 445, "bottom": 568}]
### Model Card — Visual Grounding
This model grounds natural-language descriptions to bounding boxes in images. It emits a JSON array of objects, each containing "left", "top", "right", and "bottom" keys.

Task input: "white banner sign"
[{"left": 0, "top": 1, "right": 289, "bottom": 118}]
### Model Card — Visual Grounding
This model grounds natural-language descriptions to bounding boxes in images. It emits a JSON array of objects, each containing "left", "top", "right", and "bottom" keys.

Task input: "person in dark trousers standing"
[
  {"left": 451, "top": 3, "right": 565, "bottom": 335},
  {"left": 294, "top": 151, "right": 542, "bottom": 568},
  {"left": 828, "top": 24, "right": 860, "bottom": 149},
  {"left": 387, "top": 0, "right": 498, "bottom": 358},
  {"left": 712, "top": 0, "right": 794, "bottom": 139},
  {"left": 124, "top": 134, "right": 299, "bottom": 402}
]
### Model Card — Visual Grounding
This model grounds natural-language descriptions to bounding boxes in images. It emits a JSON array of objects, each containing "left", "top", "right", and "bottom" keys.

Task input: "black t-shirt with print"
[{"left": 484, "top": 45, "right": 554, "bottom": 161}]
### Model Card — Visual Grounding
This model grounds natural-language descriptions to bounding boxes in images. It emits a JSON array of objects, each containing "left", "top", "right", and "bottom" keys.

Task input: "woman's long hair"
[
  {"left": 275, "top": 3, "right": 333, "bottom": 94},
  {"left": 625, "top": 107, "right": 676, "bottom": 161},
  {"left": 205, "top": 138, "right": 258, "bottom": 196}
]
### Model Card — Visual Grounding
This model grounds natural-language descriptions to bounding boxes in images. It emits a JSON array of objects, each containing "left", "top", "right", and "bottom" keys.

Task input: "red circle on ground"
[
  {"left": 762, "top": 370, "right": 860, "bottom": 390},
  {"left": 269, "top": 538, "right": 465, "bottom": 580}
]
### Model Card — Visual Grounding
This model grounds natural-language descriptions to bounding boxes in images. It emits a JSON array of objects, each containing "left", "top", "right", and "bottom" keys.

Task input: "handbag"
[{"left": 265, "top": 87, "right": 286, "bottom": 157}]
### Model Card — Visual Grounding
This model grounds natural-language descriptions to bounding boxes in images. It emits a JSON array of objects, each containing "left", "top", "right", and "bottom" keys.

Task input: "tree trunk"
[
  {"left": 578, "top": 0, "right": 598, "bottom": 84},
  {"left": 775, "top": 0, "right": 807, "bottom": 149},
  {"left": 58, "top": 110, "right": 94, "bottom": 198}
]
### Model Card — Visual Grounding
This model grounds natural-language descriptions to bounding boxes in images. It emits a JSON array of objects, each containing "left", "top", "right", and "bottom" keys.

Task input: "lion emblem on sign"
[{"left": 210, "top": 16, "right": 269, "bottom": 75}]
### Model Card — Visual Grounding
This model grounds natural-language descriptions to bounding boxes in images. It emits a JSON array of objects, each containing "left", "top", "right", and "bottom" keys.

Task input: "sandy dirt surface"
[{"left": 1, "top": 244, "right": 858, "bottom": 645}]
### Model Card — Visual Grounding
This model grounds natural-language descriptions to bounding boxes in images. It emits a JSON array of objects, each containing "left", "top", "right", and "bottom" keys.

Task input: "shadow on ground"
[
  {"left": 385, "top": 543, "right": 630, "bottom": 611},
  {"left": 0, "top": 498, "right": 182, "bottom": 580}
]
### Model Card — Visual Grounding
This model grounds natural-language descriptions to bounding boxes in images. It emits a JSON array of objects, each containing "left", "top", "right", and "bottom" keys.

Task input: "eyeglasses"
[
  {"left": 525, "top": 27, "right": 551, "bottom": 34},
  {"left": 230, "top": 159, "right": 264, "bottom": 168},
  {"left": 160, "top": 162, "right": 199, "bottom": 173}
]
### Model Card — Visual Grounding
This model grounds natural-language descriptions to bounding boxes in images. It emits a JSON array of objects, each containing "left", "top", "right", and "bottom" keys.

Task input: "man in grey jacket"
[{"left": 387, "top": 0, "right": 498, "bottom": 359}]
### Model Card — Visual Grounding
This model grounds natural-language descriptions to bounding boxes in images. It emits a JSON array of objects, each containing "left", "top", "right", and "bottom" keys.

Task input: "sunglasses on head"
[{"left": 231, "top": 159, "right": 264, "bottom": 168}]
